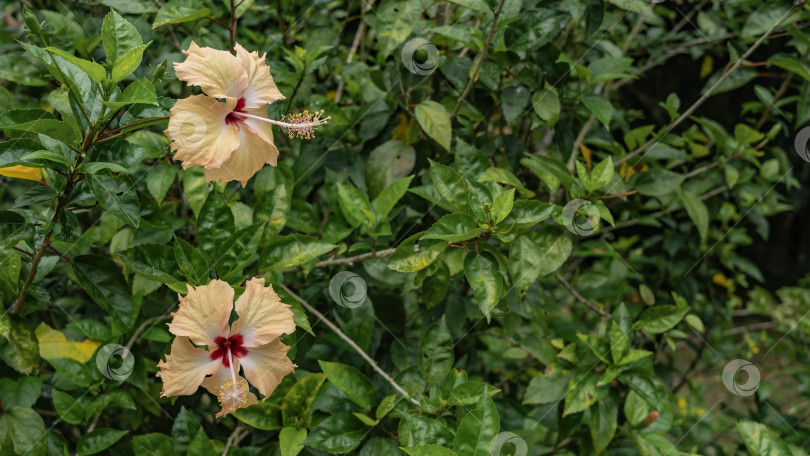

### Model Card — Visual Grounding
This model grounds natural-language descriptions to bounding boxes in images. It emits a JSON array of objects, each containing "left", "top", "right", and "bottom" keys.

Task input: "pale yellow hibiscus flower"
[
  {"left": 156, "top": 278, "right": 296, "bottom": 417},
  {"left": 165, "top": 41, "right": 329, "bottom": 186}
]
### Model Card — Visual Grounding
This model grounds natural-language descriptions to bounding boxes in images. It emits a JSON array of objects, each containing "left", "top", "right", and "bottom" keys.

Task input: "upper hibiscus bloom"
[
  {"left": 156, "top": 278, "right": 296, "bottom": 417},
  {"left": 165, "top": 42, "right": 328, "bottom": 187}
]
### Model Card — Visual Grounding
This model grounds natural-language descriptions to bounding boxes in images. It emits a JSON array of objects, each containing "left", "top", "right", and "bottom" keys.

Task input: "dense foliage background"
[{"left": 1, "top": 0, "right": 810, "bottom": 454}]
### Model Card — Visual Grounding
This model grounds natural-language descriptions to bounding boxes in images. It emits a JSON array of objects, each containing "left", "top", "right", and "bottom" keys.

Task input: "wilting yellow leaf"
[
  {"left": 35, "top": 323, "right": 101, "bottom": 363},
  {"left": 392, "top": 113, "right": 416, "bottom": 143},
  {"left": 712, "top": 273, "right": 732, "bottom": 289},
  {"left": 579, "top": 143, "right": 592, "bottom": 169},
  {"left": 0, "top": 165, "right": 42, "bottom": 182},
  {"left": 700, "top": 56, "right": 714, "bottom": 78}
]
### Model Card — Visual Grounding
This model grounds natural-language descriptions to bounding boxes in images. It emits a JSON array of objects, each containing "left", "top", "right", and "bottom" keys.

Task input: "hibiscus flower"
[
  {"left": 156, "top": 278, "right": 296, "bottom": 417},
  {"left": 165, "top": 41, "right": 329, "bottom": 186}
]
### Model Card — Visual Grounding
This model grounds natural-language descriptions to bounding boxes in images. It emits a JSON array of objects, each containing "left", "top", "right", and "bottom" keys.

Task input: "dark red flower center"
[
  {"left": 210, "top": 334, "right": 248, "bottom": 367},
  {"left": 225, "top": 97, "right": 247, "bottom": 126}
]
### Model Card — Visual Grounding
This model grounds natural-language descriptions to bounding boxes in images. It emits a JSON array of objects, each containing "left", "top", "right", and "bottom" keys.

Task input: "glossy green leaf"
[
  {"left": 76, "top": 428, "right": 128, "bottom": 456},
  {"left": 415, "top": 101, "right": 451, "bottom": 150},
  {"left": 258, "top": 234, "right": 336, "bottom": 271},
  {"left": 319, "top": 361, "right": 376, "bottom": 411},
  {"left": 88, "top": 174, "right": 141, "bottom": 228},
  {"left": 153, "top": 0, "right": 211, "bottom": 28},
  {"left": 464, "top": 251, "right": 503, "bottom": 320},
  {"left": 72, "top": 255, "right": 132, "bottom": 327},
  {"left": 452, "top": 393, "right": 499, "bottom": 456},
  {"left": 419, "top": 317, "right": 454, "bottom": 384}
]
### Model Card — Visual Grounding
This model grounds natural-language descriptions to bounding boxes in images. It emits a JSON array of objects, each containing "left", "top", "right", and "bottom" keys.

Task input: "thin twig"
[
  {"left": 335, "top": 0, "right": 373, "bottom": 103},
  {"left": 555, "top": 274, "right": 609, "bottom": 317},
  {"left": 125, "top": 315, "right": 171, "bottom": 352},
  {"left": 278, "top": 248, "right": 395, "bottom": 274},
  {"left": 451, "top": 0, "right": 507, "bottom": 117},
  {"left": 222, "top": 423, "right": 250, "bottom": 456},
  {"left": 615, "top": 3, "right": 804, "bottom": 166},
  {"left": 280, "top": 284, "right": 421, "bottom": 407}
]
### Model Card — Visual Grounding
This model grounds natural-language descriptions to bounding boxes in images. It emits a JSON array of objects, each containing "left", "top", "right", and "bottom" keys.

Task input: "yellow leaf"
[
  {"left": 0, "top": 165, "right": 42, "bottom": 182},
  {"left": 579, "top": 143, "right": 592, "bottom": 169},
  {"left": 712, "top": 273, "right": 732, "bottom": 289},
  {"left": 700, "top": 55, "right": 714, "bottom": 79},
  {"left": 35, "top": 323, "right": 101, "bottom": 363},
  {"left": 392, "top": 113, "right": 416, "bottom": 143}
]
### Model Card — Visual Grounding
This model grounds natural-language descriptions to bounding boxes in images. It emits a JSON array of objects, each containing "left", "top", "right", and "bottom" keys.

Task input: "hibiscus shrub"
[{"left": 2, "top": 0, "right": 810, "bottom": 455}]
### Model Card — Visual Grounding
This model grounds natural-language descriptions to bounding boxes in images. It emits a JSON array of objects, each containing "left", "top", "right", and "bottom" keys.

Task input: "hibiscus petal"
[
  {"left": 239, "top": 339, "right": 296, "bottom": 399},
  {"left": 230, "top": 278, "right": 296, "bottom": 348},
  {"left": 200, "top": 359, "right": 258, "bottom": 417},
  {"left": 235, "top": 43, "right": 285, "bottom": 109},
  {"left": 168, "top": 280, "right": 233, "bottom": 347},
  {"left": 166, "top": 95, "right": 241, "bottom": 170},
  {"left": 174, "top": 41, "right": 248, "bottom": 99},
  {"left": 203, "top": 119, "right": 279, "bottom": 187},
  {"left": 156, "top": 336, "right": 220, "bottom": 397}
]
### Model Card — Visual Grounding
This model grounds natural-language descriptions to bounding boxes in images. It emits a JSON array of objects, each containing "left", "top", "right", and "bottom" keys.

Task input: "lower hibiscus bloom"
[{"left": 156, "top": 278, "right": 296, "bottom": 417}]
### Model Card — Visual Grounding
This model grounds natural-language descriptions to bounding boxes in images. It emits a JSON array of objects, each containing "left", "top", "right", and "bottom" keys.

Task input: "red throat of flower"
[
  {"left": 211, "top": 334, "right": 248, "bottom": 367},
  {"left": 225, "top": 98, "right": 247, "bottom": 126}
]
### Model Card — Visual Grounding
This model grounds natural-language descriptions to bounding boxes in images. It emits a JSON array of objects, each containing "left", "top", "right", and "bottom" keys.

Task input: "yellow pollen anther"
[
  {"left": 280, "top": 109, "right": 331, "bottom": 140},
  {"left": 217, "top": 377, "right": 249, "bottom": 414}
]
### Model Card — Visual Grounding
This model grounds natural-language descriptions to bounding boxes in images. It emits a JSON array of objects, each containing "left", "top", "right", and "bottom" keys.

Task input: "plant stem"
[
  {"left": 555, "top": 273, "right": 608, "bottom": 317},
  {"left": 280, "top": 284, "right": 421, "bottom": 407},
  {"left": 451, "top": 0, "right": 507, "bottom": 117}
]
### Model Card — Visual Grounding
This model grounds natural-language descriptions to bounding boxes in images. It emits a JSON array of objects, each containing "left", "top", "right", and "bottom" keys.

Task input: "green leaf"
[
  {"left": 429, "top": 160, "right": 469, "bottom": 213},
  {"left": 338, "top": 183, "right": 376, "bottom": 229},
  {"left": 52, "top": 390, "right": 85, "bottom": 425},
  {"left": 254, "top": 184, "right": 290, "bottom": 239},
  {"left": 464, "top": 251, "right": 503, "bottom": 321},
  {"left": 373, "top": 175, "right": 414, "bottom": 220},
  {"left": 632, "top": 169, "right": 685, "bottom": 197},
  {"left": 447, "top": 382, "right": 500, "bottom": 406},
  {"left": 153, "top": 0, "right": 212, "bottom": 29},
  {"left": 0, "top": 407, "right": 46, "bottom": 456},
  {"left": 282, "top": 373, "right": 327, "bottom": 424},
  {"left": 0, "top": 377, "right": 42, "bottom": 409},
  {"left": 258, "top": 234, "right": 336, "bottom": 271},
  {"left": 415, "top": 101, "right": 452, "bottom": 150},
  {"left": 0, "top": 313, "right": 40, "bottom": 375},
  {"left": 146, "top": 164, "right": 177, "bottom": 204},
  {"left": 388, "top": 232, "right": 448, "bottom": 272},
  {"left": 452, "top": 393, "right": 499, "bottom": 456},
  {"left": 770, "top": 54, "right": 810, "bottom": 82},
  {"left": 72, "top": 255, "right": 133, "bottom": 327},
  {"left": 401, "top": 445, "right": 458, "bottom": 456},
  {"left": 88, "top": 174, "right": 140, "bottom": 228},
  {"left": 172, "top": 407, "right": 203, "bottom": 454},
  {"left": 232, "top": 402, "right": 282, "bottom": 431},
  {"left": 508, "top": 235, "right": 542, "bottom": 293},
  {"left": 678, "top": 188, "right": 709, "bottom": 240},
  {"left": 736, "top": 420, "right": 793, "bottom": 456},
  {"left": 637, "top": 304, "right": 688, "bottom": 334},
  {"left": 564, "top": 370, "right": 604, "bottom": 415},
  {"left": 608, "top": 0, "right": 650, "bottom": 13},
  {"left": 421, "top": 213, "right": 484, "bottom": 242},
  {"left": 532, "top": 86, "right": 561, "bottom": 126},
  {"left": 44, "top": 47, "right": 106, "bottom": 83},
  {"left": 111, "top": 42, "right": 150, "bottom": 82},
  {"left": 173, "top": 237, "right": 209, "bottom": 285},
  {"left": 589, "top": 395, "right": 618, "bottom": 455},
  {"left": 499, "top": 200, "right": 554, "bottom": 230},
  {"left": 303, "top": 412, "right": 365, "bottom": 454},
  {"left": 523, "top": 370, "right": 572, "bottom": 405},
  {"left": 490, "top": 188, "right": 514, "bottom": 225},
  {"left": 197, "top": 190, "right": 234, "bottom": 261},
  {"left": 216, "top": 223, "right": 264, "bottom": 280},
  {"left": 118, "top": 244, "right": 183, "bottom": 283},
  {"left": 132, "top": 433, "right": 174, "bottom": 456},
  {"left": 366, "top": 140, "right": 416, "bottom": 197},
  {"left": 521, "top": 154, "right": 576, "bottom": 193},
  {"left": 0, "top": 109, "right": 81, "bottom": 145},
  {"left": 102, "top": 78, "right": 158, "bottom": 109},
  {"left": 102, "top": 9, "right": 143, "bottom": 63},
  {"left": 534, "top": 231, "right": 572, "bottom": 276},
  {"left": 419, "top": 317, "right": 454, "bottom": 384},
  {"left": 582, "top": 94, "right": 613, "bottom": 129},
  {"left": 76, "top": 429, "right": 128, "bottom": 456},
  {"left": 582, "top": 156, "right": 614, "bottom": 192},
  {"left": 280, "top": 427, "right": 308, "bottom": 456},
  {"left": 400, "top": 414, "right": 453, "bottom": 447},
  {"left": 501, "top": 86, "right": 530, "bottom": 124},
  {"left": 318, "top": 361, "right": 376, "bottom": 412}
]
